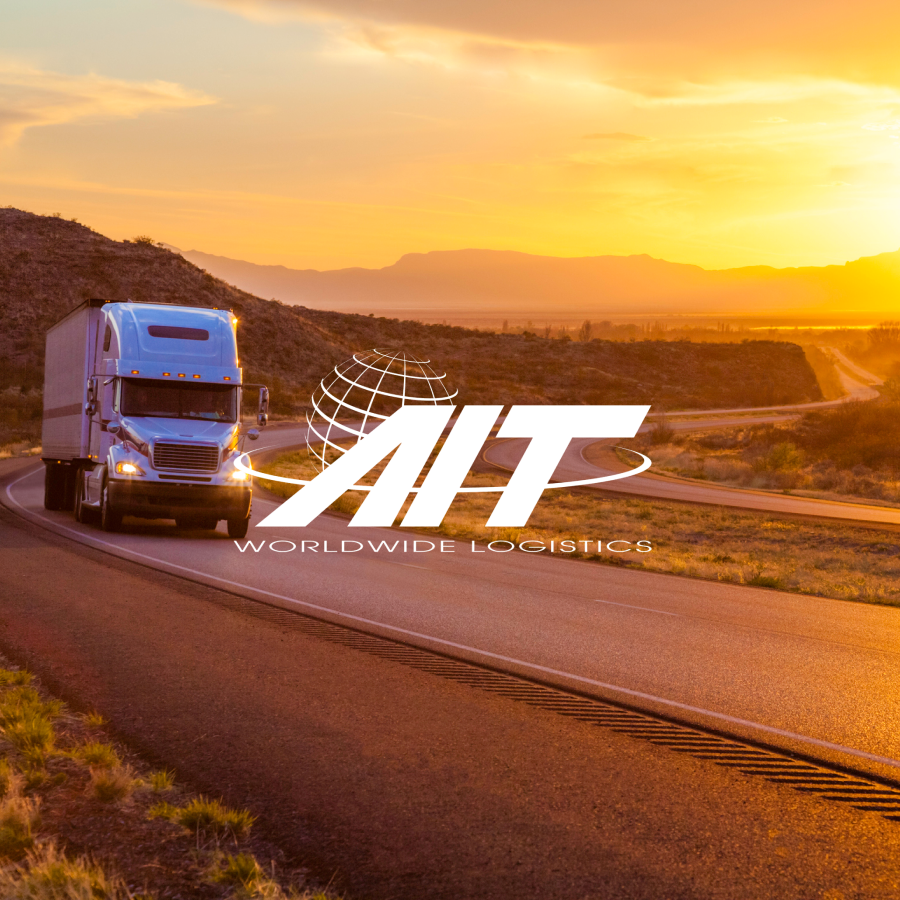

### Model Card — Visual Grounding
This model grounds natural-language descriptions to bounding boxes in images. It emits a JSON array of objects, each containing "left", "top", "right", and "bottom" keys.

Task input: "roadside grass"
[
  {"left": 259, "top": 449, "right": 900, "bottom": 607},
  {"left": 83, "top": 712, "right": 106, "bottom": 729},
  {"left": 209, "top": 851, "right": 342, "bottom": 900},
  {"left": 0, "top": 790, "right": 40, "bottom": 859},
  {"left": 148, "top": 769, "right": 175, "bottom": 793},
  {"left": 71, "top": 741, "right": 119, "bottom": 768},
  {"left": 0, "top": 663, "right": 343, "bottom": 899},
  {"left": 150, "top": 796, "right": 255, "bottom": 839},
  {"left": 90, "top": 765, "right": 136, "bottom": 803},
  {"left": 0, "top": 842, "right": 129, "bottom": 899}
]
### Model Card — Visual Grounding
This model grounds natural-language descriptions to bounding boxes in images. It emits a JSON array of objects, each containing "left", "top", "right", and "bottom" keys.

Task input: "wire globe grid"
[{"left": 306, "top": 349, "right": 458, "bottom": 472}]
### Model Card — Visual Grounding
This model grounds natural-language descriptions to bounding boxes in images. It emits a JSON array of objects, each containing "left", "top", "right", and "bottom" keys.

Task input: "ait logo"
[{"left": 237, "top": 349, "right": 651, "bottom": 528}]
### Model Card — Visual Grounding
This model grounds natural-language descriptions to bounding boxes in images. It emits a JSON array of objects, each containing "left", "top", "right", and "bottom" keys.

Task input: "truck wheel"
[
  {"left": 43, "top": 464, "right": 67, "bottom": 511},
  {"left": 100, "top": 476, "right": 123, "bottom": 532},
  {"left": 61, "top": 467, "right": 77, "bottom": 512},
  {"left": 227, "top": 516, "right": 250, "bottom": 539},
  {"left": 74, "top": 470, "right": 87, "bottom": 523}
]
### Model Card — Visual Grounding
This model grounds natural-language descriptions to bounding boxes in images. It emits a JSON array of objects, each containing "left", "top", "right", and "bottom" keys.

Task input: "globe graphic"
[{"left": 306, "top": 349, "right": 457, "bottom": 472}]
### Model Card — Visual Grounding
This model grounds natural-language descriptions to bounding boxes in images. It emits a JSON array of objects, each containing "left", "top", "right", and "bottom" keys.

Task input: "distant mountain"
[{"left": 182, "top": 247, "right": 900, "bottom": 317}]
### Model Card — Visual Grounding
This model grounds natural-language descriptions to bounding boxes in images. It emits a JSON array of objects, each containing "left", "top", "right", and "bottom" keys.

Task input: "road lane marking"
[
  {"left": 5, "top": 465, "right": 900, "bottom": 774},
  {"left": 593, "top": 599, "right": 678, "bottom": 617}
]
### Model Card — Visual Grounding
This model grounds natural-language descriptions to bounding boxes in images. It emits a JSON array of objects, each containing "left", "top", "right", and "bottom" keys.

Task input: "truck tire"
[
  {"left": 43, "top": 464, "right": 67, "bottom": 511},
  {"left": 100, "top": 476, "right": 123, "bottom": 532},
  {"left": 227, "top": 515, "right": 250, "bottom": 539},
  {"left": 74, "top": 469, "right": 95, "bottom": 524},
  {"left": 74, "top": 470, "right": 86, "bottom": 523},
  {"left": 61, "top": 467, "right": 76, "bottom": 512}
]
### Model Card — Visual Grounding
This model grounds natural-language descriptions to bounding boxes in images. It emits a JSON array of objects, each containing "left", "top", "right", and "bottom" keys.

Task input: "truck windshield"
[{"left": 120, "top": 379, "right": 237, "bottom": 422}]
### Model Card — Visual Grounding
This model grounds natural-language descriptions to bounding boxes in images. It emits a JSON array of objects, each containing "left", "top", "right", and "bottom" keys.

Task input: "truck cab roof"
[{"left": 103, "top": 302, "right": 241, "bottom": 384}]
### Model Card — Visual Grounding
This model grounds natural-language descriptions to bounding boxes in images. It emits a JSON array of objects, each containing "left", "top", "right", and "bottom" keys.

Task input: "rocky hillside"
[{"left": 0, "top": 208, "right": 822, "bottom": 442}]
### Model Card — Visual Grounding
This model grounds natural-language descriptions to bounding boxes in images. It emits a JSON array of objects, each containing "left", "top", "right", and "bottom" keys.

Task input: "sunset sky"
[{"left": 3, "top": 0, "right": 900, "bottom": 271}]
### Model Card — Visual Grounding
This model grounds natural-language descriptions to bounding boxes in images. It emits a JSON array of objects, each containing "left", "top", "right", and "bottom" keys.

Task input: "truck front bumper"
[{"left": 108, "top": 479, "right": 251, "bottom": 520}]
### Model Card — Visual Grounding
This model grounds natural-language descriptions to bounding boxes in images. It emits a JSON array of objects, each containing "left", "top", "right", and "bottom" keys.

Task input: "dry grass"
[
  {"left": 0, "top": 841, "right": 129, "bottom": 899},
  {"left": 0, "top": 688, "right": 63, "bottom": 761},
  {"left": 150, "top": 797, "right": 255, "bottom": 839},
  {"left": 0, "top": 662, "right": 337, "bottom": 899},
  {"left": 0, "top": 791, "right": 40, "bottom": 859},
  {"left": 71, "top": 743, "right": 118, "bottom": 770},
  {"left": 148, "top": 769, "right": 175, "bottom": 793},
  {"left": 89, "top": 766, "right": 135, "bottom": 804},
  {"left": 261, "top": 450, "right": 900, "bottom": 607},
  {"left": 210, "top": 852, "right": 345, "bottom": 900}
]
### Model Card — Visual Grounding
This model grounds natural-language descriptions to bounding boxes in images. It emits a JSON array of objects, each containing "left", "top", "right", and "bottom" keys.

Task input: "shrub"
[
  {"left": 755, "top": 442, "right": 804, "bottom": 473},
  {"left": 89, "top": 766, "right": 135, "bottom": 803},
  {"left": 648, "top": 417, "right": 675, "bottom": 445}
]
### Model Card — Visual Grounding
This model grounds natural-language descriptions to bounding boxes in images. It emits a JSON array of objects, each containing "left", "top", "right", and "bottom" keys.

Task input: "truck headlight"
[
  {"left": 230, "top": 469, "right": 249, "bottom": 481},
  {"left": 115, "top": 461, "right": 145, "bottom": 476}
]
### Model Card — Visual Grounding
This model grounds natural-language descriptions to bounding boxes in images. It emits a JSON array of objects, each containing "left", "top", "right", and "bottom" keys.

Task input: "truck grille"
[{"left": 152, "top": 442, "right": 219, "bottom": 473}]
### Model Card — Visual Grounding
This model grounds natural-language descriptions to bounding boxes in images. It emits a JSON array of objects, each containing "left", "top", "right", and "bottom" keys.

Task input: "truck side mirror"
[
  {"left": 247, "top": 428, "right": 260, "bottom": 441},
  {"left": 257, "top": 386, "right": 269, "bottom": 427},
  {"left": 85, "top": 376, "right": 97, "bottom": 415},
  {"left": 107, "top": 422, "right": 121, "bottom": 435}
]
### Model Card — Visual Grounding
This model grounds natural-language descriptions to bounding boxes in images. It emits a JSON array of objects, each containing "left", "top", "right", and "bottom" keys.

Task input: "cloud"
[
  {"left": 196, "top": 0, "right": 900, "bottom": 87},
  {"left": 635, "top": 78, "right": 900, "bottom": 108},
  {"left": 583, "top": 132, "right": 651, "bottom": 142},
  {"left": 0, "top": 64, "right": 216, "bottom": 146}
]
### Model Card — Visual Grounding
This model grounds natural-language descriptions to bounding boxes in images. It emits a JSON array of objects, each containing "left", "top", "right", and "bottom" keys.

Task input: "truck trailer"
[{"left": 41, "top": 299, "right": 268, "bottom": 538}]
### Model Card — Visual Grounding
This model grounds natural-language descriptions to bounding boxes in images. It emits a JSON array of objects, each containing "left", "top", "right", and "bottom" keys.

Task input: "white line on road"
[{"left": 592, "top": 598, "right": 678, "bottom": 616}]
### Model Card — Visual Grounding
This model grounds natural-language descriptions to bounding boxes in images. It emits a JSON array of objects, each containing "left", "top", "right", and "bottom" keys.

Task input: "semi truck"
[{"left": 41, "top": 299, "right": 268, "bottom": 538}]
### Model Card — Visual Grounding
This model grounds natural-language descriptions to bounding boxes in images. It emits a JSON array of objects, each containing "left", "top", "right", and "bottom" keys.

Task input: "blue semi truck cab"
[{"left": 42, "top": 299, "right": 268, "bottom": 538}]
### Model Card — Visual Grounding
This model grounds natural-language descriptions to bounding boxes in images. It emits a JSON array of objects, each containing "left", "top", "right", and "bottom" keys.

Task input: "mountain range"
[{"left": 181, "top": 246, "right": 900, "bottom": 319}]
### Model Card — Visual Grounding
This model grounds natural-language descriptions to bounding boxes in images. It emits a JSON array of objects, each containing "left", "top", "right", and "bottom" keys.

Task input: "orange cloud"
[
  {"left": 198, "top": 0, "right": 900, "bottom": 88},
  {"left": 0, "top": 63, "right": 216, "bottom": 146}
]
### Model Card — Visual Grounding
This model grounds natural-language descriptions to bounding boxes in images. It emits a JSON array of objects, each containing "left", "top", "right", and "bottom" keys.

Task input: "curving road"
[
  {"left": 4, "top": 416, "right": 900, "bottom": 788},
  {"left": 486, "top": 358, "right": 900, "bottom": 525}
]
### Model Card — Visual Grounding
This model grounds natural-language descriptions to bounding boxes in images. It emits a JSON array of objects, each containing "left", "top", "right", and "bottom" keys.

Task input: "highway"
[
  {"left": 3, "top": 476, "right": 899, "bottom": 900},
  {"left": 1, "top": 358, "right": 898, "bottom": 895},
  {"left": 4, "top": 419, "right": 900, "bottom": 786}
]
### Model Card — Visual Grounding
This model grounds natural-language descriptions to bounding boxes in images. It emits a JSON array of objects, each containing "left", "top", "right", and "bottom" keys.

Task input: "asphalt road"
[
  {"left": 485, "top": 360, "right": 900, "bottom": 525},
  {"left": 2, "top": 460, "right": 900, "bottom": 899},
  {"left": 5, "top": 426, "right": 900, "bottom": 786}
]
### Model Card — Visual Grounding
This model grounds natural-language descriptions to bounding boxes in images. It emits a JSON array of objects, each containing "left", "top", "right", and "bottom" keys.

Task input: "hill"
[
  {"left": 182, "top": 246, "right": 900, "bottom": 318},
  {"left": 0, "top": 208, "right": 822, "bottom": 444}
]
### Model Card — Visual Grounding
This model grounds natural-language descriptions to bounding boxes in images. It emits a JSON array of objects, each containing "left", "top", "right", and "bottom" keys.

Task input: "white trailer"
[{"left": 42, "top": 299, "right": 268, "bottom": 538}]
